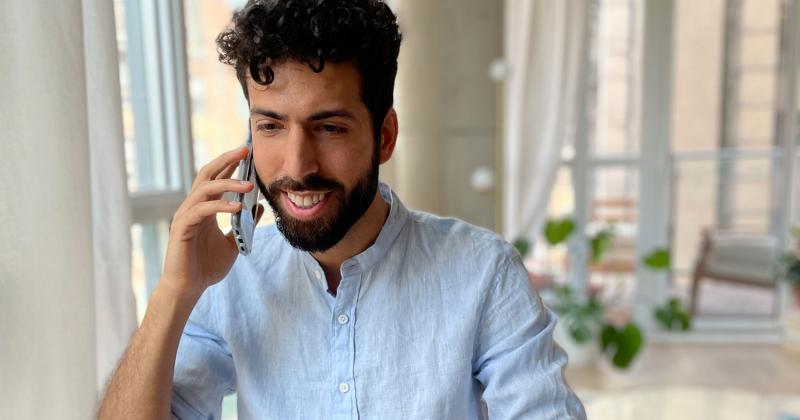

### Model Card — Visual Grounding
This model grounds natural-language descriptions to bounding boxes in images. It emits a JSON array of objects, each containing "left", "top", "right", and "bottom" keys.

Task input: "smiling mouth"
[{"left": 285, "top": 191, "right": 329, "bottom": 209}]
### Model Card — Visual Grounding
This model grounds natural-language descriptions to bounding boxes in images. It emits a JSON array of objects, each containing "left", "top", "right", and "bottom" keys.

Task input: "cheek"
[{"left": 252, "top": 145, "right": 281, "bottom": 180}]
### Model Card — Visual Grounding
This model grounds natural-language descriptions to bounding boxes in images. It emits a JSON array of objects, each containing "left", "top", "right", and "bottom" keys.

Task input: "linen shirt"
[{"left": 171, "top": 183, "right": 586, "bottom": 419}]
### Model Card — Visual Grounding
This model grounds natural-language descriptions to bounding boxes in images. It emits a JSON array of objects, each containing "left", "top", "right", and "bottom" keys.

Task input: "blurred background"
[{"left": 2, "top": 0, "right": 800, "bottom": 419}]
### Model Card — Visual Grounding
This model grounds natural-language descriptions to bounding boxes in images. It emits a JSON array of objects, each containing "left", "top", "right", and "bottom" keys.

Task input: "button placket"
[{"left": 330, "top": 269, "right": 360, "bottom": 413}]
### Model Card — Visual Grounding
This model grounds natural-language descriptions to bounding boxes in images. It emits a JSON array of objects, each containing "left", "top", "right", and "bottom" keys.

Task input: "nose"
[{"left": 283, "top": 127, "right": 320, "bottom": 181}]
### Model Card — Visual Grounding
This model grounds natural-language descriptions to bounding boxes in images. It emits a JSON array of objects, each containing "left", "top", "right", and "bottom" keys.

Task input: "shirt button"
[
  {"left": 337, "top": 314, "right": 349, "bottom": 325},
  {"left": 338, "top": 382, "right": 350, "bottom": 393},
  {"left": 314, "top": 270, "right": 322, "bottom": 280}
]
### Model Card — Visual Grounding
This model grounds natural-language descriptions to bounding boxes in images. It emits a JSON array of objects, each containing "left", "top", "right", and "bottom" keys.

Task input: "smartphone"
[{"left": 231, "top": 134, "right": 259, "bottom": 256}]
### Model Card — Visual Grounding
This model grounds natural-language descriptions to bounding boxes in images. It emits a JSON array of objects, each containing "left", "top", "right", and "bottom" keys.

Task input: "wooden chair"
[{"left": 689, "top": 229, "right": 778, "bottom": 316}]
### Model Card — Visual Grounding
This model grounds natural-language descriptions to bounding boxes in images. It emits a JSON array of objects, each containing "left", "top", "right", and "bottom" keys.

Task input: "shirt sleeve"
[
  {"left": 171, "top": 286, "right": 236, "bottom": 420},
  {"left": 473, "top": 253, "right": 587, "bottom": 419}
]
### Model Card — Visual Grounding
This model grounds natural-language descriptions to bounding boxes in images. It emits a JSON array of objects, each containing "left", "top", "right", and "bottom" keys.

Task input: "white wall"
[{"left": 388, "top": 0, "right": 502, "bottom": 230}]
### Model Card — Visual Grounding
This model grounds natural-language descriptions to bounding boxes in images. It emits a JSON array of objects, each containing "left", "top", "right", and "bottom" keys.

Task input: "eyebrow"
[
  {"left": 250, "top": 107, "right": 287, "bottom": 120},
  {"left": 249, "top": 107, "right": 356, "bottom": 121}
]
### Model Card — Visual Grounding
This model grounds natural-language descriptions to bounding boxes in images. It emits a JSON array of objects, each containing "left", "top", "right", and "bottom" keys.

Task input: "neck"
[{"left": 312, "top": 190, "right": 390, "bottom": 294}]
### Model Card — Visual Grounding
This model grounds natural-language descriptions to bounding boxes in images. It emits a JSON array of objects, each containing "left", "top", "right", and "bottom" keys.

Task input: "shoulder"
[{"left": 404, "top": 209, "right": 522, "bottom": 273}]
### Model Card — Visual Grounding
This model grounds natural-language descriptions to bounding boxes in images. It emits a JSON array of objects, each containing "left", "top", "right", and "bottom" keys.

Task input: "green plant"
[
  {"left": 641, "top": 248, "right": 693, "bottom": 332},
  {"left": 552, "top": 285, "right": 602, "bottom": 343},
  {"left": 779, "top": 254, "right": 800, "bottom": 287},
  {"left": 778, "top": 226, "right": 800, "bottom": 288},
  {"left": 642, "top": 248, "right": 671, "bottom": 270},
  {"left": 601, "top": 323, "right": 643, "bottom": 368},
  {"left": 544, "top": 217, "right": 575, "bottom": 246},
  {"left": 589, "top": 226, "right": 616, "bottom": 263},
  {"left": 778, "top": 231, "right": 800, "bottom": 308},
  {"left": 654, "top": 298, "right": 691, "bottom": 331},
  {"left": 551, "top": 285, "right": 642, "bottom": 369},
  {"left": 513, "top": 238, "right": 531, "bottom": 259}
]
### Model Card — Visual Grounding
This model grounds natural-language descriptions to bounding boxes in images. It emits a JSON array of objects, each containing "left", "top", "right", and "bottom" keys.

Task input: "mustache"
[{"left": 266, "top": 175, "right": 343, "bottom": 193}]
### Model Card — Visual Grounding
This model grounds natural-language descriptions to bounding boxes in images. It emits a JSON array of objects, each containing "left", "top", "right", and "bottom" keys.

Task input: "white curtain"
[
  {"left": 83, "top": 0, "right": 139, "bottom": 393},
  {"left": 502, "top": 0, "right": 590, "bottom": 242},
  {"left": 0, "top": 1, "right": 136, "bottom": 417}
]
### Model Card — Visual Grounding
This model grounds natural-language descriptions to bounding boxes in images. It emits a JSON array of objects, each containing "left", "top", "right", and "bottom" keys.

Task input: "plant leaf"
[
  {"left": 610, "top": 323, "right": 643, "bottom": 368},
  {"left": 653, "top": 297, "right": 692, "bottom": 331},
  {"left": 544, "top": 218, "right": 575, "bottom": 246},
  {"left": 513, "top": 238, "right": 530, "bottom": 258},
  {"left": 589, "top": 227, "right": 615, "bottom": 263},
  {"left": 600, "top": 324, "right": 617, "bottom": 351},
  {"left": 643, "top": 248, "right": 671, "bottom": 270}
]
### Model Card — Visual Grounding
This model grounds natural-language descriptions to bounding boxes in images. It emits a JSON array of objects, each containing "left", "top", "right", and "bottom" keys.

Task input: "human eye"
[
  {"left": 255, "top": 121, "right": 282, "bottom": 135},
  {"left": 317, "top": 124, "right": 348, "bottom": 136}
]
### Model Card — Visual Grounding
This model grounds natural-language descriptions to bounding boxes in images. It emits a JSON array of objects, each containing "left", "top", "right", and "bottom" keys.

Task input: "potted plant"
[
  {"left": 515, "top": 217, "right": 643, "bottom": 369},
  {"left": 549, "top": 283, "right": 642, "bottom": 369}
]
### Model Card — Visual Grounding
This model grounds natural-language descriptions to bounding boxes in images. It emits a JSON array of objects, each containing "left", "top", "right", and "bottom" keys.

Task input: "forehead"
[{"left": 246, "top": 60, "right": 364, "bottom": 113}]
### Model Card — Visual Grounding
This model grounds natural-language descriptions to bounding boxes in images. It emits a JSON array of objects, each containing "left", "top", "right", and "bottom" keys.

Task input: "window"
[
  {"left": 669, "top": 0, "right": 788, "bottom": 317},
  {"left": 532, "top": 0, "right": 800, "bottom": 323},
  {"left": 529, "top": 0, "right": 641, "bottom": 309},
  {"left": 116, "top": 1, "right": 247, "bottom": 417},
  {"left": 115, "top": 0, "right": 194, "bottom": 323}
]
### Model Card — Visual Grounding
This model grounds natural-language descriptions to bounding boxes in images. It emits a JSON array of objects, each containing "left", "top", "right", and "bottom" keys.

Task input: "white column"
[
  {"left": 635, "top": 0, "right": 675, "bottom": 329},
  {"left": 391, "top": 0, "right": 502, "bottom": 229},
  {"left": 0, "top": 2, "right": 98, "bottom": 419}
]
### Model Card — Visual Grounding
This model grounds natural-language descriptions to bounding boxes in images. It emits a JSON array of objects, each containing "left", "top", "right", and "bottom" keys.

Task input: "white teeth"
[{"left": 287, "top": 192, "right": 325, "bottom": 209}]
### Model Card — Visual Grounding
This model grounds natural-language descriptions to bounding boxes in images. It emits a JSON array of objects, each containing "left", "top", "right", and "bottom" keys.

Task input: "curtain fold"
[
  {"left": 502, "top": 0, "right": 590, "bottom": 242},
  {"left": 83, "top": 0, "right": 138, "bottom": 393}
]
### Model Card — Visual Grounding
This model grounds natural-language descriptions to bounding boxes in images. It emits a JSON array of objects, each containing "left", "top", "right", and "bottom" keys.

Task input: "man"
[{"left": 98, "top": 0, "right": 586, "bottom": 418}]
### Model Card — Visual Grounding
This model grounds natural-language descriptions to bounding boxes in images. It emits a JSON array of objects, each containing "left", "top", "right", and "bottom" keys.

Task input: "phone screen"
[{"left": 232, "top": 135, "right": 259, "bottom": 255}]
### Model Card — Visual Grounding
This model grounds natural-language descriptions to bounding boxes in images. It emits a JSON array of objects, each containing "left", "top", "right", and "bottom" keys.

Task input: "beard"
[{"left": 256, "top": 150, "right": 380, "bottom": 253}]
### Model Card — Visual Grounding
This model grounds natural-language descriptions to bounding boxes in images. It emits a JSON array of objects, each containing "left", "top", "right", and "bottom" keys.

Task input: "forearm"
[{"left": 97, "top": 281, "right": 201, "bottom": 420}]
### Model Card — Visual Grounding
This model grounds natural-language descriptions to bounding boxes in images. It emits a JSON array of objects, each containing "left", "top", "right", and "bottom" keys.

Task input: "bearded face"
[{"left": 257, "top": 146, "right": 379, "bottom": 252}]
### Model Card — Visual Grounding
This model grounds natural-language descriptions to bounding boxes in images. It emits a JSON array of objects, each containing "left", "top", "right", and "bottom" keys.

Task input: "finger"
[
  {"left": 177, "top": 179, "right": 254, "bottom": 215},
  {"left": 214, "top": 159, "right": 241, "bottom": 181},
  {"left": 194, "top": 146, "right": 249, "bottom": 188},
  {"left": 178, "top": 199, "right": 242, "bottom": 231}
]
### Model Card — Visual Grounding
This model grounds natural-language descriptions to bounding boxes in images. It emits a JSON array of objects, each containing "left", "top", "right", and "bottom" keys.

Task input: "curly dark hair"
[{"left": 216, "top": 0, "right": 402, "bottom": 140}]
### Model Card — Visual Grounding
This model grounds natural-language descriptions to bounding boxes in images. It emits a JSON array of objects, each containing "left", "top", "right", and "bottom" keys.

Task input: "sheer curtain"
[
  {"left": 83, "top": 0, "right": 138, "bottom": 394},
  {"left": 0, "top": 1, "right": 135, "bottom": 418},
  {"left": 502, "top": 0, "right": 590, "bottom": 242}
]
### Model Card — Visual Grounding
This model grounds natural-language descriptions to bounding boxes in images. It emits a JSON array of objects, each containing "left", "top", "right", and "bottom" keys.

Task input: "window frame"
[{"left": 120, "top": 0, "right": 195, "bottom": 310}]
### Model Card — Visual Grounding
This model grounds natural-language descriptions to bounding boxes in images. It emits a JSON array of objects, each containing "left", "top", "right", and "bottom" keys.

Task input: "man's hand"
[
  {"left": 97, "top": 147, "right": 264, "bottom": 420},
  {"left": 162, "top": 146, "right": 263, "bottom": 299}
]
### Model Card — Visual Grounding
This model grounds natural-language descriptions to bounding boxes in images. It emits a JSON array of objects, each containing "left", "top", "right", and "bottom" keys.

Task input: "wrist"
[{"left": 148, "top": 279, "right": 204, "bottom": 324}]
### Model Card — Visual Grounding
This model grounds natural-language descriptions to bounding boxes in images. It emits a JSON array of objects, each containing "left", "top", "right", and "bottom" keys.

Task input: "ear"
[{"left": 378, "top": 108, "right": 398, "bottom": 164}]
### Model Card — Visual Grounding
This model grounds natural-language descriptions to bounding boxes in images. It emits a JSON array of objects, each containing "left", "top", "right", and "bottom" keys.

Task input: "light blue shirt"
[{"left": 171, "top": 183, "right": 586, "bottom": 419}]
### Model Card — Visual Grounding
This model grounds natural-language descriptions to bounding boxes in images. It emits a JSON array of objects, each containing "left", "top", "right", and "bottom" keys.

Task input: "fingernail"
[
  {"left": 228, "top": 201, "right": 239, "bottom": 206},
  {"left": 239, "top": 180, "right": 251, "bottom": 185}
]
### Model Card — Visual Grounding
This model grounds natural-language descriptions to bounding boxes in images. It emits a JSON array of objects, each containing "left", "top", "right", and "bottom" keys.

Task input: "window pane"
[
  {"left": 590, "top": 0, "right": 640, "bottom": 157},
  {"left": 184, "top": 0, "right": 250, "bottom": 171},
  {"left": 670, "top": 157, "right": 777, "bottom": 316},
  {"left": 672, "top": 0, "right": 725, "bottom": 153},
  {"left": 114, "top": 0, "right": 138, "bottom": 192},
  {"left": 131, "top": 220, "right": 170, "bottom": 323},
  {"left": 528, "top": 167, "right": 573, "bottom": 285},
  {"left": 185, "top": 0, "right": 276, "bottom": 229},
  {"left": 673, "top": 0, "right": 782, "bottom": 154},
  {"left": 588, "top": 167, "right": 638, "bottom": 304},
  {"left": 114, "top": 0, "right": 174, "bottom": 192}
]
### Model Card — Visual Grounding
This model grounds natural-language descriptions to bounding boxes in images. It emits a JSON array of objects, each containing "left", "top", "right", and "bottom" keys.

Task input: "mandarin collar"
[{"left": 299, "top": 182, "right": 409, "bottom": 276}]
